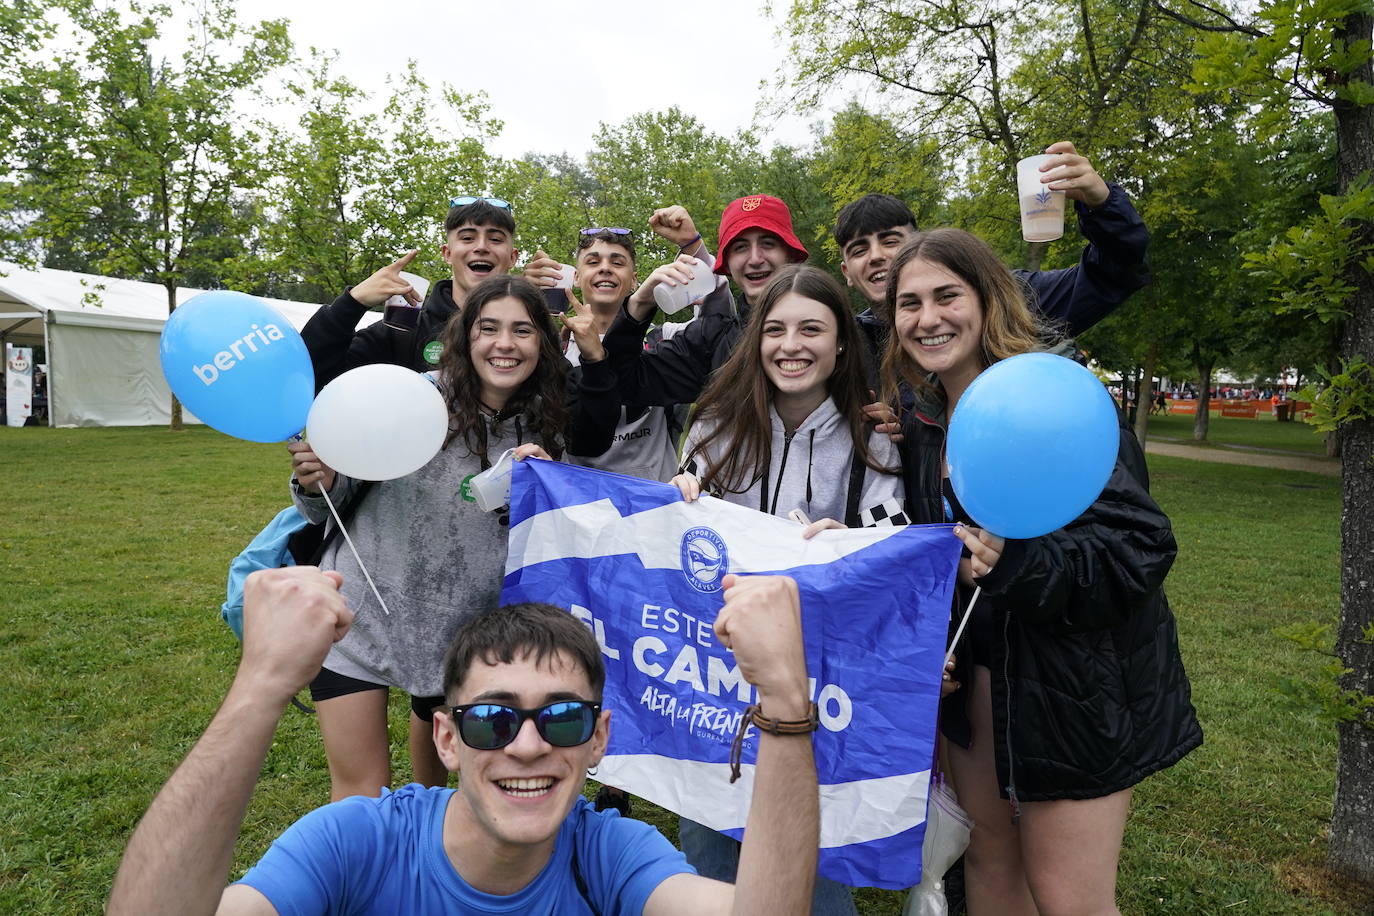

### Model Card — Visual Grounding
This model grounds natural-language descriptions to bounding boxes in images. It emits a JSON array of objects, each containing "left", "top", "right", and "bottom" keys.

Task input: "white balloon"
[{"left": 307, "top": 364, "right": 449, "bottom": 481}]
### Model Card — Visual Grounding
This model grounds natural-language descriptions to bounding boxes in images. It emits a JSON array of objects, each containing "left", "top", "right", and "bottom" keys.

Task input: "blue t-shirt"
[{"left": 238, "top": 784, "right": 693, "bottom": 915}]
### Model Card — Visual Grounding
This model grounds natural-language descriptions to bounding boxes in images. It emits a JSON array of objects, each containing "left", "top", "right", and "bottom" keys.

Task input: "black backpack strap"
[
  {"left": 843, "top": 423, "right": 875, "bottom": 528},
  {"left": 287, "top": 479, "right": 378, "bottom": 566}
]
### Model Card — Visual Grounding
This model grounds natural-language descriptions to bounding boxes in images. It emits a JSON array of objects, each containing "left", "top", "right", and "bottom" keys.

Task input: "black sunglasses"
[
  {"left": 447, "top": 700, "right": 602, "bottom": 750},
  {"left": 450, "top": 196, "right": 514, "bottom": 212},
  {"left": 580, "top": 227, "right": 631, "bottom": 235}
]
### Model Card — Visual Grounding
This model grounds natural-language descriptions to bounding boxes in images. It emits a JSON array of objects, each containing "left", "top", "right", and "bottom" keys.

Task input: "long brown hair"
[
  {"left": 877, "top": 228, "right": 1053, "bottom": 411},
  {"left": 435, "top": 276, "right": 568, "bottom": 460},
  {"left": 686, "top": 264, "right": 896, "bottom": 495}
]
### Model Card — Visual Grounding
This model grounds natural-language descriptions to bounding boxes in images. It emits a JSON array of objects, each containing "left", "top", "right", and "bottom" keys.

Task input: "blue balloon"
[
  {"left": 159, "top": 291, "right": 314, "bottom": 442},
  {"left": 947, "top": 352, "right": 1119, "bottom": 539}
]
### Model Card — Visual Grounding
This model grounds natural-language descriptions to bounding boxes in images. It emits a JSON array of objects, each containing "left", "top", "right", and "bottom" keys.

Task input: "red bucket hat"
[{"left": 713, "top": 194, "right": 809, "bottom": 275}]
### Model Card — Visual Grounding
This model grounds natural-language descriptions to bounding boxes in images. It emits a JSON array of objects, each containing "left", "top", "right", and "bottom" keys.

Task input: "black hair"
[
  {"left": 443, "top": 602, "right": 606, "bottom": 701},
  {"left": 445, "top": 199, "right": 516, "bottom": 236},
  {"left": 575, "top": 229, "right": 636, "bottom": 264},
  {"left": 833, "top": 193, "right": 917, "bottom": 251}
]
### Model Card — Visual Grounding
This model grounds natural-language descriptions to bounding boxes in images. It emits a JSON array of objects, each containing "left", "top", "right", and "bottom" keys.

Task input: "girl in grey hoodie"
[
  {"left": 670, "top": 264, "right": 908, "bottom": 916},
  {"left": 289, "top": 276, "right": 618, "bottom": 801}
]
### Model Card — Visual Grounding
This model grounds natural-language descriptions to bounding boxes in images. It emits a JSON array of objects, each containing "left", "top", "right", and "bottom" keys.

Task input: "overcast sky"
[{"left": 232, "top": 0, "right": 826, "bottom": 161}]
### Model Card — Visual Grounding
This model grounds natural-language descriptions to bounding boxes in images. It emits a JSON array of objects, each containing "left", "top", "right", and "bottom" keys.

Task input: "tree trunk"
[
  {"left": 1024, "top": 240, "right": 1048, "bottom": 272},
  {"left": 1329, "top": 9, "right": 1374, "bottom": 886},
  {"left": 166, "top": 283, "right": 182, "bottom": 431},
  {"left": 1192, "top": 353, "right": 1213, "bottom": 442},
  {"left": 1134, "top": 339, "right": 1159, "bottom": 445}
]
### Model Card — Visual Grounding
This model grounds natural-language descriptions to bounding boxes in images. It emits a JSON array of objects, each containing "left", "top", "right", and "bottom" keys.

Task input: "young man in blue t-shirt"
[{"left": 107, "top": 566, "right": 820, "bottom": 915}]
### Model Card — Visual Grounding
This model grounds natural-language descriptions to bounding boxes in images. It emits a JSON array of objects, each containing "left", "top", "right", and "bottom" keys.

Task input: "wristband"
[
  {"left": 678, "top": 233, "right": 702, "bottom": 251},
  {"left": 728, "top": 701, "right": 818, "bottom": 784}
]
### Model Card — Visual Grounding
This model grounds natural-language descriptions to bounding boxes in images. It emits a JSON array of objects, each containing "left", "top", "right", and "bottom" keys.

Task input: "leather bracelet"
[
  {"left": 728, "top": 702, "right": 818, "bottom": 783},
  {"left": 678, "top": 232, "right": 702, "bottom": 250}
]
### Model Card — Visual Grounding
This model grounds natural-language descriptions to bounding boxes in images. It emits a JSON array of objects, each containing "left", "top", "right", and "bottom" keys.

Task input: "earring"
[
  {"left": 588, "top": 765, "right": 600, "bottom": 777},
  {"left": 837, "top": 346, "right": 845, "bottom": 353}
]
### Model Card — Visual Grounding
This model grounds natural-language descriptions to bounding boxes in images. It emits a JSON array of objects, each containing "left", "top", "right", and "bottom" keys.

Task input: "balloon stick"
[
  {"left": 318, "top": 485, "right": 391, "bottom": 616},
  {"left": 945, "top": 587, "right": 981, "bottom": 669}
]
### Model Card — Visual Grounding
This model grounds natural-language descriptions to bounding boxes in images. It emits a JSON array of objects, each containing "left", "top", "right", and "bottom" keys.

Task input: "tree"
[
  {"left": 772, "top": 0, "right": 1190, "bottom": 268},
  {"left": 2, "top": 0, "right": 291, "bottom": 429},
  {"left": 252, "top": 56, "right": 501, "bottom": 302},
  {"left": 585, "top": 107, "right": 760, "bottom": 268},
  {"left": 1182, "top": 0, "right": 1374, "bottom": 883}
]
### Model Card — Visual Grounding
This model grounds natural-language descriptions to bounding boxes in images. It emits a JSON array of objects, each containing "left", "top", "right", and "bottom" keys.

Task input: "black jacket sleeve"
[
  {"left": 974, "top": 427, "right": 1176, "bottom": 631},
  {"left": 563, "top": 356, "right": 620, "bottom": 459},
  {"left": 301, "top": 289, "right": 396, "bottom": 392},
  {"left": 602, "top": 286, "right": 741, "bottom": 408},
  {"left": 1016, "top": 184, "right": 1151, "bottom": 338}
]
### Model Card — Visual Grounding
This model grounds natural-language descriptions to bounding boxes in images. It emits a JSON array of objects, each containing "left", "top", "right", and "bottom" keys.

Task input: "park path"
[{"left": 1143, "top": 438, "right": 1339, "bottom": 477}]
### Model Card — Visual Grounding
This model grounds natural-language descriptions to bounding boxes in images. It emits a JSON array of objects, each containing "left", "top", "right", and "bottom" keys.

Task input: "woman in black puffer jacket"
[{"left": 877, "top": 228, "right": 1201, "bottom": 916}]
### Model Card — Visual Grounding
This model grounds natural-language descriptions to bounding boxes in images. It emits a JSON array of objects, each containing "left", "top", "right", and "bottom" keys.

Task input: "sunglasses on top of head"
[
  {"left": 450, "top": 196, "right": 513, "bottom": 212},
  {"left": 446, "top": 700, "right": 602, "bottom": 750},
  {"left": 580, "top": 227, "right": 631, "bottom": 235}
]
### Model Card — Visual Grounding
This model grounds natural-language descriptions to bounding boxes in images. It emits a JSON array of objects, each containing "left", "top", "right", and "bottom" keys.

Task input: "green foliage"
[
  {"left": 1299, "top": 355, "right": 1374, "bottom": 432},
  {"left": 1245, "top": 175, "right": 1374, "bottom": 323},
  {"left": 2, "top": 0, "right": 291, "bottom": 294},
  {"left": 1275, "top": 622, "right": 1374, "bottom": 729},
  {"left": 1189, "top": 0, "right": 1374, "bottom": 126},
  {"left": 584, "top": 107, "right": 761, "bottom": 269},
  {"left": 250, "top": 55, "right": 501, "bottom": 299}
]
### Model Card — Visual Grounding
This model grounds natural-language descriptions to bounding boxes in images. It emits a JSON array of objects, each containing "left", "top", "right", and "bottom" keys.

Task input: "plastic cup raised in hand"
[
  {"left": 652, "top": 259, "right": 715, "bottom": 313},
  {"left": 1016, "top": 155, "right": 1067, "bottom": 243},
  {"left": 469, "top": 448, "right": 515, "bottom": 512},
  {"left": 542, "top": 264, "right": 577, "bottom": 313}
]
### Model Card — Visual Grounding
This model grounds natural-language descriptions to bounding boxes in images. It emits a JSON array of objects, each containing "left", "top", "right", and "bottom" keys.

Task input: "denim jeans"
[{"left": 679, "top": 817, "right": 857, "bottom": 915}]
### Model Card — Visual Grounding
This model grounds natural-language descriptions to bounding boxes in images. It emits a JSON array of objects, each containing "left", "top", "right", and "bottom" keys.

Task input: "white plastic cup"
[
  {"left": 1016, "top": 155, "right": 1067, "bottom": 243},
  {"left": 652, "top": 259, "right": 715, "bottom": 312},
  {"left": 468, "top": 448, "right": 515, "bottom": 512}
]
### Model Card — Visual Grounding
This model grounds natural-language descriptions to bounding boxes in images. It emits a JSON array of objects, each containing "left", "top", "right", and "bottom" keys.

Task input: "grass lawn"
[
  {"left": 1143, "top": 412, "right": 1330, "bottom": 456},
  {"left": 0, "top": 426, "right": 1360, "bottom": 913}
]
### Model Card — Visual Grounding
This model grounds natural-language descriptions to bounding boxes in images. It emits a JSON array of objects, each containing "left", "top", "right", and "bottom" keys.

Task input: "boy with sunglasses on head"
[
  {"left": 301, "top": 196, "right": 519, "bottom": 390},
  {"left": 108, "top": 566, "right": 820, "bottom": 915},
  {"left": 522, "top": 218, "right": 734, "bottom": 483}
]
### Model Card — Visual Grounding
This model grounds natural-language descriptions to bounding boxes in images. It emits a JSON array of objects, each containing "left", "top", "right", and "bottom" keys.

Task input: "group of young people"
[{"left": 108, "top": 141, "right": 1202, "bottom": 915}]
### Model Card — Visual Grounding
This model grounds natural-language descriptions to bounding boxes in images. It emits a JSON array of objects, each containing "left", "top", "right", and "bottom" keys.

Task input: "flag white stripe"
[
  {"left": 596, "top": 754, "right": 930, "bottom": 848},
  {"left": 508, "top": 496, "right": 912, "bottom": 576}
]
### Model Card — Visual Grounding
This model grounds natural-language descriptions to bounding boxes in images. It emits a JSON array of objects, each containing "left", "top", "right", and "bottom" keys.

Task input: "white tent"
[{"left": 0, "top": 262, "right": 407, "bottom": 428}]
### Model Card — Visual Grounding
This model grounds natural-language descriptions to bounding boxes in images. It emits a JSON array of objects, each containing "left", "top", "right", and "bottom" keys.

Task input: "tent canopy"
[{"left": 0, "top": 262, "right": 410, "bottom": 428}]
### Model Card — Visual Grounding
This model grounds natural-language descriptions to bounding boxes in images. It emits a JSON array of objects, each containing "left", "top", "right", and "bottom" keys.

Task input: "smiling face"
[
  {"left": 435, "top": 649, "right": 608, "bottom": 859},
  {"left": 469, "top": 295, "right": 541, "bottom": 410},
  {"left": 442, "top": 222, "right": 519, "bottom": 296},
  {"left": 724, "top": 229, "right": 793, "bottom": 304},
  {"left": 760, "top": 292, "right": 839, "bottom": 415},
  {"left": 574, "top": 240, "right": 636, "bottom": 310},
  {"left": 892, "top": 257, "right": 986, "bottom": 398},
  {"left": 841, "top": 225, "right": 916, "bottom": 306}
]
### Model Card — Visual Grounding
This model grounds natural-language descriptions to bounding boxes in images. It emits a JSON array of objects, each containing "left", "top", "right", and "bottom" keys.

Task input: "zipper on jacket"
[{"left": 1002, "top": 610, "right": 1021, "bottom": 824}]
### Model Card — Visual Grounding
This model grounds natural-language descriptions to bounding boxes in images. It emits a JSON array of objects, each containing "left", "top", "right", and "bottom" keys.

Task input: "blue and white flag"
[{"left": 502, "top": 460, "right": 960, "bottom": 890}]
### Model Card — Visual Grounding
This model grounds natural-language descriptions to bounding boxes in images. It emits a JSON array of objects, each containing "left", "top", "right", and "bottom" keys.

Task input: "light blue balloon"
[
  {"left": 947, "top": 352, "right": 1119, "bottom": 539},
  {"left": 159, "top": 291, "right": 314, "bottom": 442}
]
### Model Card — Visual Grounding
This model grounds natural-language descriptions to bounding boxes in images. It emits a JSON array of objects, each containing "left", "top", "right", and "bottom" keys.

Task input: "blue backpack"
[
  {"left": 220, "top": 482, "right": 376, "bottom": 639},
  {"left": 220, "top": 506, "right": 310, "bottom": 640}
]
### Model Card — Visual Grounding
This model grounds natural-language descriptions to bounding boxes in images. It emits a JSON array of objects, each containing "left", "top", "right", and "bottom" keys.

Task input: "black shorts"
[{"left": 309, "top": 666, "right": 445, "bottom": 722}]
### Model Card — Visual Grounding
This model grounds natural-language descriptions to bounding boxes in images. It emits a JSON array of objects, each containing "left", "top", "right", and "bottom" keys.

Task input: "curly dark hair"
[{"left": 435, "top": 276, "right": 568, "bottom": 460}]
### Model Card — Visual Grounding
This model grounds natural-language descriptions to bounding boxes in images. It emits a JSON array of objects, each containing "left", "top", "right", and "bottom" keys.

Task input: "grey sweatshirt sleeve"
[{"left": 290, "top": 471, "right": 362, "bottom": 525}]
